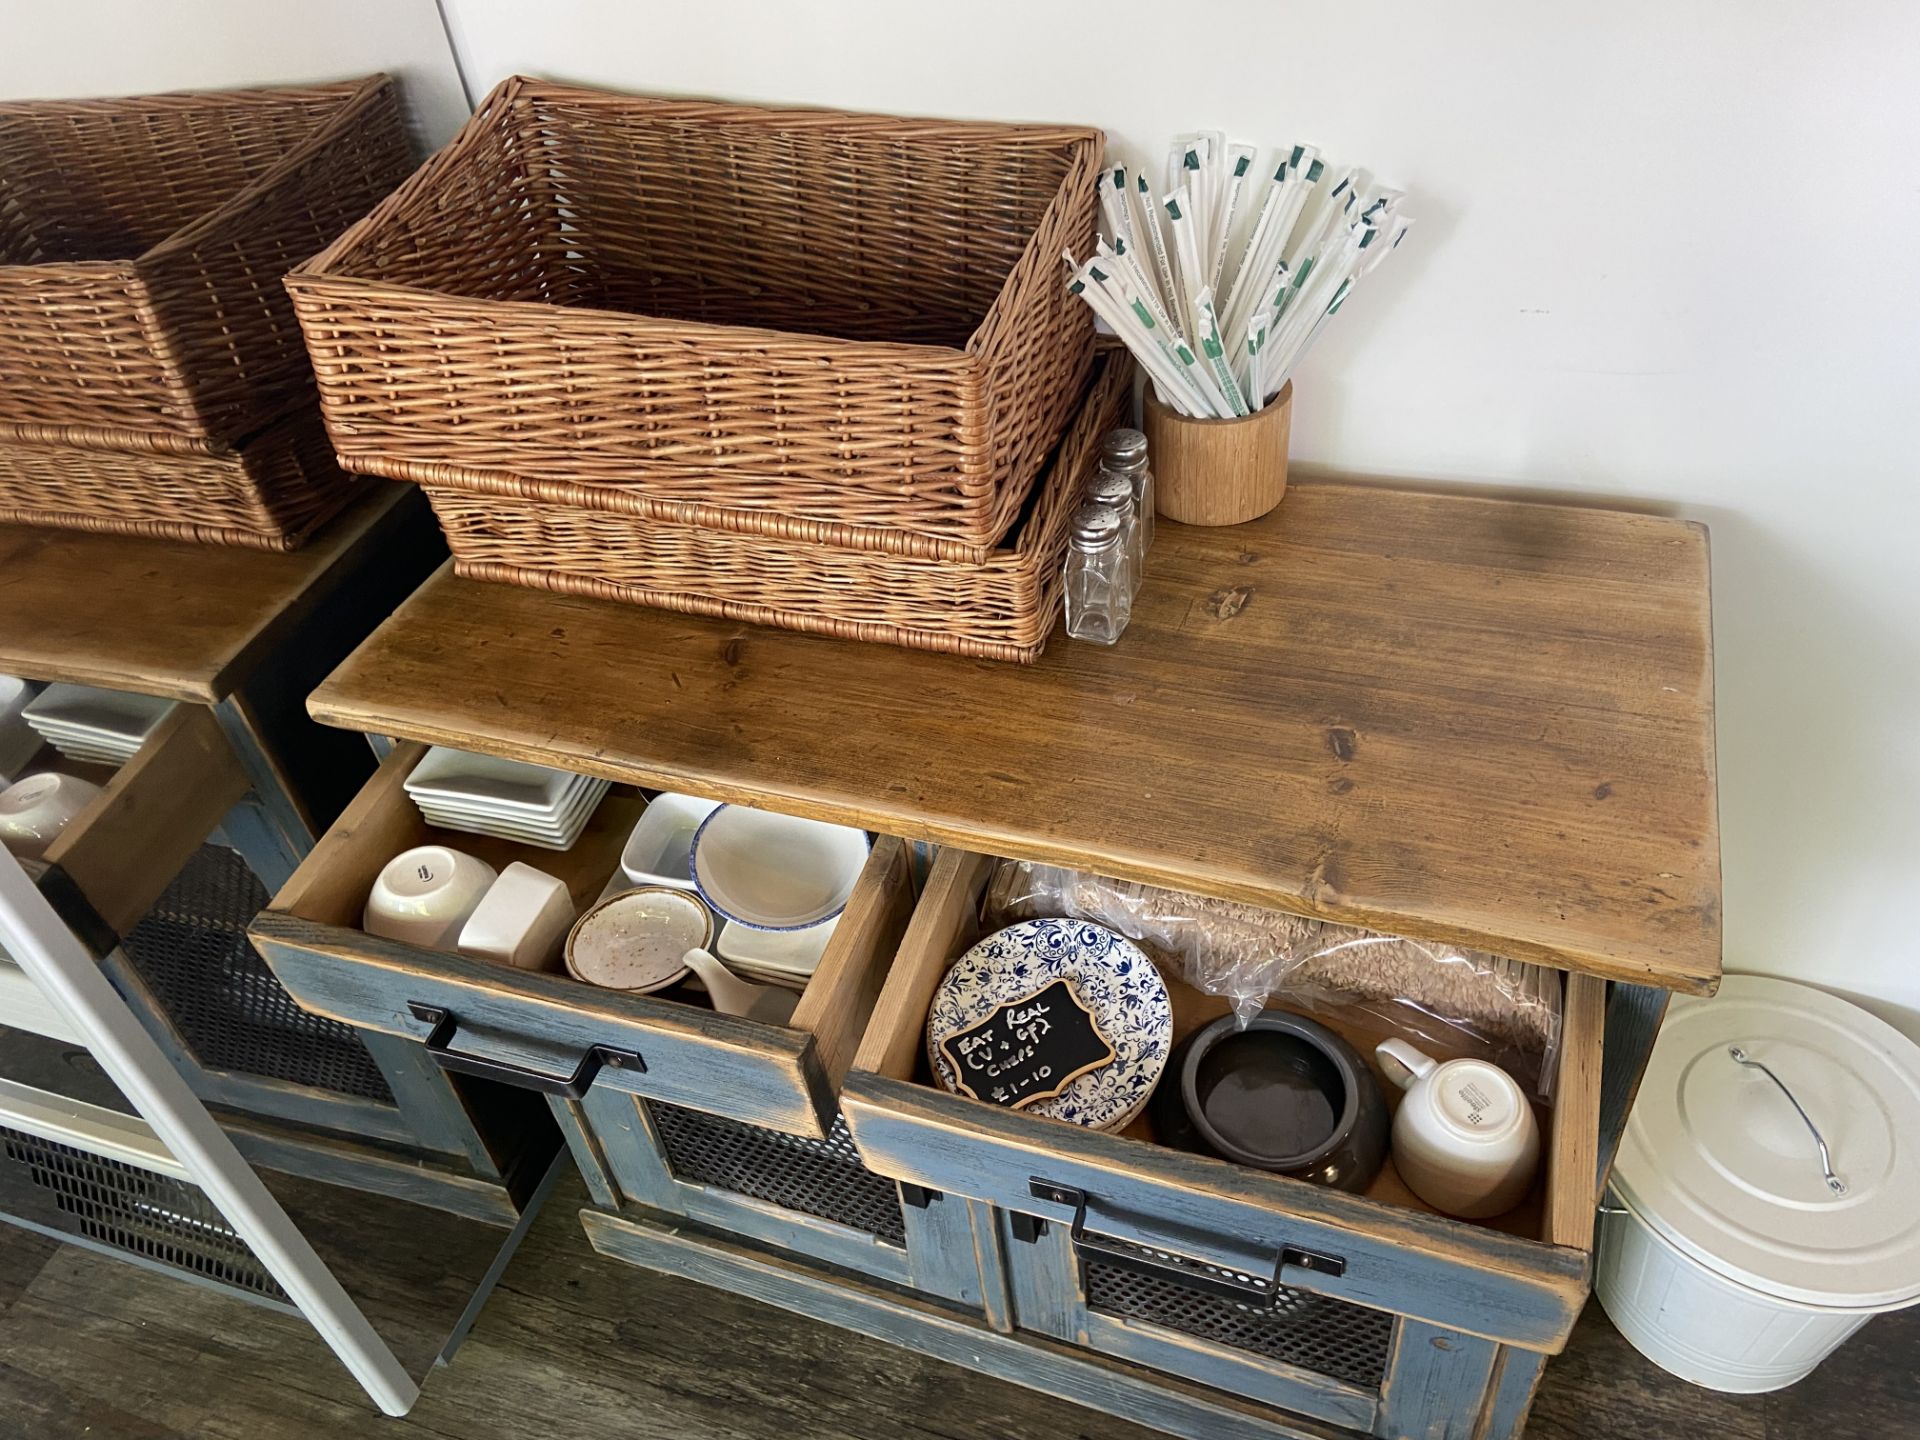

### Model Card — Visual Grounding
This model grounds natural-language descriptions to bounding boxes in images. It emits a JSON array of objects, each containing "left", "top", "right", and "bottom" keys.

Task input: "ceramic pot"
[{"left": 1149, "top": 1010, "right": 1388, "bottom": 1191}]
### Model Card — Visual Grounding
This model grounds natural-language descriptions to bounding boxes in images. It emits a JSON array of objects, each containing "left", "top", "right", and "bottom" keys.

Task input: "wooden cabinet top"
[
  {"left": 0, "top": 484, "right": 423, "bottom": 704},
  {"left": 310, "top": 481, "right": 1721, "bottom": 993}
]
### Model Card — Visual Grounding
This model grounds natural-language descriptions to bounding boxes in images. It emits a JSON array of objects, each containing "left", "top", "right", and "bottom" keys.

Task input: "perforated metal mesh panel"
[
  {"left": 120, "top": 845, "right": 393, "bottom": 1103},
  {"left": 0, "top": 1127, "right": 285, "bottom": 1299},
  {"left": 649, "top": 1103, "right": 907, "bottom": 1247},
  {"left": 1082, "top": 1238, "right": 1394, "bottom": 1390}
]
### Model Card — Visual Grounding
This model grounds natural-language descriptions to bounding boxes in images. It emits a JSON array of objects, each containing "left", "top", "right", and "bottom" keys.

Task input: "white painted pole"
[{"left": 0, "top": 849, "right": 420, "bottom": 1417}]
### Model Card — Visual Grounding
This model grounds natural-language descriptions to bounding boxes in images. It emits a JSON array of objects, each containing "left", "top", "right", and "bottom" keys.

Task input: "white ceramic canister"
[{"left": 1597, "top": 975, "right": 1920, "bottom": 1392}]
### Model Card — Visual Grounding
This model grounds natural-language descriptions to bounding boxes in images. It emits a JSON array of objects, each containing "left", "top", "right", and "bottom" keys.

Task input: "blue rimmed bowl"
[{"left": 689, "top": 803, "right": 871, "bottom": 932}]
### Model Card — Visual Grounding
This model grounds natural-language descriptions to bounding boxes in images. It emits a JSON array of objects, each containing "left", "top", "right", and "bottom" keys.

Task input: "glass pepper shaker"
[
  {"left": 1063, "top": 501, "right": 1131, "bottom": 645},
  {"left": 1084, "top": 467, "right": 1141, "bottom": 599},
  {"left": 1099, "top": 427, "right": 1154, "bottom": 560}
]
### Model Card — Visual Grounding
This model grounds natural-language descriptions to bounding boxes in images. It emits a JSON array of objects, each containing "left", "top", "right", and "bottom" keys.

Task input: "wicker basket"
[
  {"left": 437, "top": 353, "right": 1131, "bottom": 663},
  {"left": 0, "top": 412, "right": 361, "bottom": 551},
  {"left": 288, "top": 77, "right": 1100, "bottom": 562},
  {"left": 0, "top": 75, "right": 412, "bottom": 447}
]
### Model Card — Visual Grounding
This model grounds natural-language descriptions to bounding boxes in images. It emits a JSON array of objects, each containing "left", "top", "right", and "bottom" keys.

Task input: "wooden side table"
[{"left": 257, "top": 480, "right": 1720, "bottom": 1439}]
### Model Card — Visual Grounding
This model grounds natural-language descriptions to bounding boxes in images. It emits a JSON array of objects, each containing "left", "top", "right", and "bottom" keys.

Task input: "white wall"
[
  {"left": 441, "top": 0, "right": 1920, "bottom": 1036},
  {"left": 0, "top": 0, "right": 472, "bottom": 145}
]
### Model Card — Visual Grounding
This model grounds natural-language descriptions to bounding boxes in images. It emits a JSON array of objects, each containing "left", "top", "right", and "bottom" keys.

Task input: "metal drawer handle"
[
  {"left": 1028, "top": 1179, "right": 1345, "bottom": 1309},
  {"left": 407, "top": 1002, "right": 644, "bottom": 1099},
  {"left": 1728, "top": 1045, "right": 1845, "bottom": 1195}
]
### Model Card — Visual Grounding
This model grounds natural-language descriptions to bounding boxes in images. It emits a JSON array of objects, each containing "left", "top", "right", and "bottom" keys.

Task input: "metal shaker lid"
[
  {"left": 1085, "top": 469, "right": 1134, "bottom": 507},
  {"left": 1068, "top": 501, "right": 1123, "bottom": 551},
  {"left": 1100, "top": 428, "right": 1149, "bottom": 471}
]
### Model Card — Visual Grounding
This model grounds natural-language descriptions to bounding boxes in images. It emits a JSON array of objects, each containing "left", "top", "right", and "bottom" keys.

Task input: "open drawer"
[
  {"left": 248, "top": 740, "right": 913, "bottom": 1141},
  {"left": 32, "top": 705, "right": 250, "bottom": 949},
  {"left": 841, "top": 848, "right": 1608, "bottom": 1423},
  {"left": 247, "top": 743, "right": 1016, "bottom": 1301}
]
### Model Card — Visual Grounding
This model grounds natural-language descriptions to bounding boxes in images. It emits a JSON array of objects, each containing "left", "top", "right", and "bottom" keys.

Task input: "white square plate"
[
  {"left": 405, "top": 746, "right": 586, "bottom": 813},
  {"left": 417, "top": 778, "right": 607, "bottom": 832},
  {"left": 416, "top": 777, "right": 602, "bottom": 827},
  {"left": 23, "top": 685, "right": 172, "bottom": 747},
  {"left": 419, "top": 786, "right": 608, "bottom": 849}
]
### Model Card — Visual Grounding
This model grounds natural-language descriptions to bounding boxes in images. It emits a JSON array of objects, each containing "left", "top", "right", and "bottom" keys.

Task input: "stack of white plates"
[
  {"left": 404, "top": 747, "right": 608, "bottom": 851},
  {"left": 21, "top": 683, "right": 173, "bottom": 766}
]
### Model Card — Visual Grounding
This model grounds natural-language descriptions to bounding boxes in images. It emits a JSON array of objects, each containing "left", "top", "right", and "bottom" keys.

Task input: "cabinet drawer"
[
  {"left": 842, "top": 848, "right": 1608, "bottom": 1355},
  {"left": 36, "top": 704, "right": 251, "bottom": 947},
  {"left": 249, "top": 741, "right": 915, "bottom": 1142}
]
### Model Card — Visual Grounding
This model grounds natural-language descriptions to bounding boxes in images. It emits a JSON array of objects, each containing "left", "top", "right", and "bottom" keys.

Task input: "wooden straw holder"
[{"left": 1143, "top": 381, "right": 1292, "bottom": 526}]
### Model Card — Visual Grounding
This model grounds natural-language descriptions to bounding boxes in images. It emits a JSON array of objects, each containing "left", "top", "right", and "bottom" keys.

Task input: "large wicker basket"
[
  {"left": 288, "top": 77, "right": 1100, "bottom": 562},
  {"left": 0, "top": 75, "right": 411, "bottom": 447},
  {"left": 440, "top": 354, "right": 1131, "bottom": 662},
  {"left": 0, "top": 411, "right": 360, "bottom": 551}
]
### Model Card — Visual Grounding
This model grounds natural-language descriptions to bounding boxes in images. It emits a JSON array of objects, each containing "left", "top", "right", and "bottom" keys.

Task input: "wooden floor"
[{"left": 1, "top": 1174, "right": 1915, "bottom": 1440}]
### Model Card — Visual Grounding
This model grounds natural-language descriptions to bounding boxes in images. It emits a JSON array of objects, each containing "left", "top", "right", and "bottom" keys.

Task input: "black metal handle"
[
  {"left": 1028, "top": 1179, "right": 1344, "bottom": 1308},
  {"left": 407, "top": 1003, "right": 643, "bottom": 1099}
]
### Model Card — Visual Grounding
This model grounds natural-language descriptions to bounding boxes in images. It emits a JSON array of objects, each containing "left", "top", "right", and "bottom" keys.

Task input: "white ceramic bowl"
[
  {"left": 566, "top": 886, "right": 713, "bottom": 992},
  {"left": 690, "top": 805, "right": 869, "bottom": 931},
  {"left": 0, "top": 772, "right": 103, "bottom": 858},
  {"left": 364, "top": 845, "right": 498, "bottom": 951}
]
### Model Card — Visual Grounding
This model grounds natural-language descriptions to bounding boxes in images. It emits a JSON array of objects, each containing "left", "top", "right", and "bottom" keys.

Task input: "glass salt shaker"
[
  {"left": 1063, "top": 501, "right": 1131, "bottom": 645},
  {"left": 1084, "top": 467, "right": 1141, "bottom": 599},
  {"left": 1099, "top": 427, "right": 1154, "bottom": 560}
]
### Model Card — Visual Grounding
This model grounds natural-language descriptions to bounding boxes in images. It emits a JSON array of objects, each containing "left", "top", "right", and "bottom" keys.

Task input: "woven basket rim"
[
  {"left": 0, "top": 74, "right": 392, "bottom": 271},
  {"left": 0, "top": 76, "right": 377, "bottom": 118},
  {"left": 292, "top": 74, "right": 1099, "bottom": 362},
  {"left": 285, "top": 271, "right": 984, "bottom": 367},
  {"left": 474, "top": 74, "right": 1103, "bottom": 145}
]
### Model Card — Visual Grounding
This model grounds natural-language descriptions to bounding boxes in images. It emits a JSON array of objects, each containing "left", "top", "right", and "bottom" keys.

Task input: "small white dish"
[
  {"left": 0, "top": 772, "right": 103, "bottom": 858},
  {"left": 405, "top": 747, "right": 586, "bottom": 813},
  {"left": 22, "top": 685, "right": 171, "bottom": 763},
  {"left": 620, "top": 793, "right": 722, "bottom": 890},
  {"left": 690, "top": 805, "right": 870, "bottom": 932},
  {"left": 566, "top": 886, "right": 712, "bottom": 993},
  {"left": 715, "top": 913, "right": 835, "bottom": 983},
  {"left": 364, "top": 845, "right": 498, "bottom": 951},
  {"left": 457, "top": 861, "right": 575, "bottom": 971},
  {"left": 1376, "top": 1038, "right": 1540, "bottom": 1218}
]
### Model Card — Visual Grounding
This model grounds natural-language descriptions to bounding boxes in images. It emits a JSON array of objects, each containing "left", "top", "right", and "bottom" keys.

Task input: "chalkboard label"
[{"left": 938, "top": 978, "right": 1117, "bottom": 1110}]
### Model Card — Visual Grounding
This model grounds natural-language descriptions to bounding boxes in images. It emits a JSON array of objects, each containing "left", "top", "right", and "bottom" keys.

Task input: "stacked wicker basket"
[
  {"left": 0, "top": 75, "right": 412, "bottom": 549},
  {"left": 286, "top": 77, "right": 1116, "bottom": 660}
]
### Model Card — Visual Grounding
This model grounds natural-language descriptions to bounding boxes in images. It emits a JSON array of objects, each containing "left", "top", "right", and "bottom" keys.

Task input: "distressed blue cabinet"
[
  {"left": 239, "top": 470, "right": 1715, "bottom": 1438},
  {"left": 837, "top": 847, "right": 1620, "bottom": 1440}
]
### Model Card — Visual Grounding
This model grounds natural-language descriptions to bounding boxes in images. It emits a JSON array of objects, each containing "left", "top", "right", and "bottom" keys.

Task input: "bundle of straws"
[{"left": 1066, "top": 133, "right": 1412, "bottom": 419}]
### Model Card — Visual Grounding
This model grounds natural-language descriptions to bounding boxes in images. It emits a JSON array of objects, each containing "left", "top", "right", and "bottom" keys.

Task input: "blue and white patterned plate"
[{"left": 927, "top": 919, "right": 1173, "bottom": 1131}]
